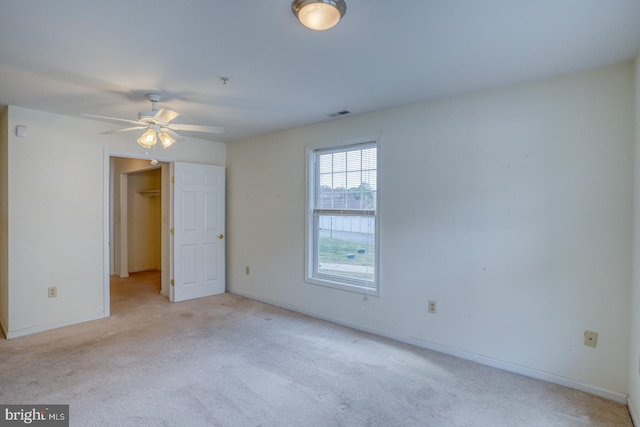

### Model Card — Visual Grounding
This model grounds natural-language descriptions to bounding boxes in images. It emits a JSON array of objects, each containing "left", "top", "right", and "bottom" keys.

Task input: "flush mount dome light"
[{"left": 292, "top": 0, "right": 347, "bottom": 31}]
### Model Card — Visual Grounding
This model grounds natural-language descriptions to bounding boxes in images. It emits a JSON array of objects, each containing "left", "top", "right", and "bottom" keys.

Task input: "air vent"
[{"left": 328, "top": 110, "right": 351, "bottom": 118}]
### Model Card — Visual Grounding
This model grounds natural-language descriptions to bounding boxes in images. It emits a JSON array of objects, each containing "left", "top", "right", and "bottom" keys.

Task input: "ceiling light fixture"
[
  {"left": 158, "top": 130, "right": 176, "bottom": 148},
  {"left": 136, "top": 127, "right": 176, "bottom": 150},
  {"left": 137, "top": 128, "right": 157, "bottom": 149},
  {"left": 292, "top": 0, "right": 346, "bottom": 31}
]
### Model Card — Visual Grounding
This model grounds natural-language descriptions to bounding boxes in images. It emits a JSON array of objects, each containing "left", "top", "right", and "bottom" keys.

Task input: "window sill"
[{"left": 305, "top": 275, "right": 379, "bottom": 296}]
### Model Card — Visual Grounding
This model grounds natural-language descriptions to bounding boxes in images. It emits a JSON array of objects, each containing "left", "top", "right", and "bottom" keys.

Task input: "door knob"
[{"left": 218, "top": 234, "right": 224, "bottom": 239}]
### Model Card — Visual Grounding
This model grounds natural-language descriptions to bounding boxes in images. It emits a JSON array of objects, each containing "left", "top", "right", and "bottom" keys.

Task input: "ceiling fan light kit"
[
  {"left": 85, "top": 92, "right": 223, "bottom": 153},
  {"left": 136, "top": 128, "right": 157, "bottom": 149},
  {"left": 158, "top": 130, "right": 176, "bottom": 148},
  {"left": 292, "top": 0, "right": 346, "bottom": 31}
]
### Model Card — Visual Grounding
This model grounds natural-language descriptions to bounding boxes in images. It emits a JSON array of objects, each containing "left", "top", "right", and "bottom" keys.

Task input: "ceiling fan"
[{"left": 84, "top": 93, "right": 224, "bottom": 149}]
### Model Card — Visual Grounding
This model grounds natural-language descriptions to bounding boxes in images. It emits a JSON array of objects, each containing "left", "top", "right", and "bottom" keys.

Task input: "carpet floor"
[{"left": 0, "top": 271, "right": 633, "bottom": 426}]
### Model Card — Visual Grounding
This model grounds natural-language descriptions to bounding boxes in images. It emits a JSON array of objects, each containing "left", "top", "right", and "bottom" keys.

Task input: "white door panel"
[{"left": 171, "top": 162, "right": 225, "bottom": 302}]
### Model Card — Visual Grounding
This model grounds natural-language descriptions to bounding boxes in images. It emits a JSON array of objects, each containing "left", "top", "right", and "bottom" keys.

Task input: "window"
[{"left": 306, "top": 140, "right": 378, "bottom": 294}]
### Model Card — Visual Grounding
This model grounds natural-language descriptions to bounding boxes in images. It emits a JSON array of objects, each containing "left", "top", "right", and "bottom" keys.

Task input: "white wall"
[
  {"left": 127, "top": 168, "right": 162, "bottom": 273},
  {"left": 3, "top": 106, "right": 225, "bottom": 338},
  {"left": 227, "top": 62, "right": 634, "bottom": 401},
  {"left": 629, "top": 52, "right": 640, "bottom": 423},
  {"left": 111, "top": 157, "right": 158, "bottom": 276}
]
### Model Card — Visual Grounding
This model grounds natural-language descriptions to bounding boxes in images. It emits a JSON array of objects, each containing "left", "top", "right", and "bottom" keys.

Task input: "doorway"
[
  {"left": 103, "top": 153, "right": 226, "bottom": 317},
  {"left": 106, "top": 155, "right": 172, "bottom": 315}
]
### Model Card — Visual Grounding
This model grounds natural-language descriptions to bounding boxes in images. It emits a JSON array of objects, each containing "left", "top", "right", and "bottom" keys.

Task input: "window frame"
[{"left": 305, "top": 138, "right": 380, "bottom": 295}]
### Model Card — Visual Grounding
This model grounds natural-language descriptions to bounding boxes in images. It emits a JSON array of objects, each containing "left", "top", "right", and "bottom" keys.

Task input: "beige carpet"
[{"left": 0, "top": 271, "right": 633, "bottom": 426}]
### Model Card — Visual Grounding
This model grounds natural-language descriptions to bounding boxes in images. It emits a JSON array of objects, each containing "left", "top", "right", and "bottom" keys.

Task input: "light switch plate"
[{"left": 15, "top": 125, "right": 27, "bottom": 138}]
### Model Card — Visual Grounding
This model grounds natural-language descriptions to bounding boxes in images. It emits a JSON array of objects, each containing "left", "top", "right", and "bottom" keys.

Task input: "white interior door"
[{"left": 171, "top": 162, "right": 225, "bottom": 302}]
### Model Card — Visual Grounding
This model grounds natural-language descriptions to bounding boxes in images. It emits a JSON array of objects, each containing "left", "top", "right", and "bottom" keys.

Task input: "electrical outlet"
[
  {"left": 245, "top": 266, "right": 250, "bottom": 275},
  {"left": 428, "top": 300, "right": 437, "bottom": 314},
  {"left": 48, "top": 286, "right": 57, "bottom": 298},
  {"left": 584, "top": 330, "right": 598, "bottom": 348}
]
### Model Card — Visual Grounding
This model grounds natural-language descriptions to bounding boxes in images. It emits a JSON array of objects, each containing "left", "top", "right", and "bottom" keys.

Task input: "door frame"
[{"left": 103, "top": 149, "right": 174, "bottom": 317}]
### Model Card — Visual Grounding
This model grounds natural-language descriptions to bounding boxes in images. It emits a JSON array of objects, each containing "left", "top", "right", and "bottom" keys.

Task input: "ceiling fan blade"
[
  {"left": 101, "top": 126, "right": 148, "bottom": 134},
  {"left": 167, "top": 123, "right": 224, "bottom": 134},
  {"left": 153, "top": 108, "right": 180, "bottom": 124},
  {"left": 163, "top": 128, "right": 181, "bottom": 140},
  {"left": 82, "top": 113, "right": 143, "bottom": 126}
]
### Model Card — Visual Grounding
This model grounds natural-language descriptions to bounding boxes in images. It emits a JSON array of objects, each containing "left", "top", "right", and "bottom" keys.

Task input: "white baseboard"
[
  {"left": 629, "top": 396, "right": 638, "bottom": 426},
  {"left": 4, "top": 312, "right": 107, "bottom": 339},
  {"left": 230, "top": 290, "right": 628, "bottom": 404}
]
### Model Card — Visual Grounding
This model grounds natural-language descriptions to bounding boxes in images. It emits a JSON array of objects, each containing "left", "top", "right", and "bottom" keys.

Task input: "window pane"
[
  {"left": 333, "top": 172, "right": 346, "bottom": 190},
  {"left": 317, "top": 214, "right": 375, "bottom": 286},
  {"left": 332, "top": 152, "right": 346, "bottom": 172},
  {"left": 319, "top": 173, "right": 333, "bottom": 189},
  {"left": 362, "top": 170, "right": 376, "bottom": 189},
  {"left": 318, "top": 155, "right": 333, "bottom": 174},
  {"left": 362, "top": 148, "right": 376, "bottom": 169},
  {"left": 346, "top": 150, "right": 361, "bottom": 171},
  {"left": 346, "top": 171, "right": 362, "bottom": 190}
]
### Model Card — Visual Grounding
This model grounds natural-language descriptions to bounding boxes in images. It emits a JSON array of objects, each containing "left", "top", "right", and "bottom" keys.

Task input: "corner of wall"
[
  {"left": 0, "top": 106, "right": 9, "bottom": 334},
  {"left": 629, "top": 51, "right": 640, "bottom": 422}
]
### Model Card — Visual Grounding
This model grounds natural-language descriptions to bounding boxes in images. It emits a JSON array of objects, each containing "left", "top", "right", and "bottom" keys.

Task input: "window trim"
[{"left": 305, "top": 138, "right": 380, "bottom": 295}]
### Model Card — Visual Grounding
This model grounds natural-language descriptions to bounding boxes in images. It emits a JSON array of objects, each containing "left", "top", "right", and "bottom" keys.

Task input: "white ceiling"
[{"left": 1, "top": 0, "right": 639, "bottom": 143}]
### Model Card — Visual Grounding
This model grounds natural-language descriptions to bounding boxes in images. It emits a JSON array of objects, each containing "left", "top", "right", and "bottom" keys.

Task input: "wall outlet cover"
[
  {"left": 584, "top": 330, "right": 598, "bottom": 348},
  {"left": 428, "top": 300, "right": 436, "bottom": 314}
]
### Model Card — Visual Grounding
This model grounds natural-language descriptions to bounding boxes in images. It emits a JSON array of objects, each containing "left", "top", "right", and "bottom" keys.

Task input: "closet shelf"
[{"left": 138, "top": 190, "right": 161, "bottom": 198}]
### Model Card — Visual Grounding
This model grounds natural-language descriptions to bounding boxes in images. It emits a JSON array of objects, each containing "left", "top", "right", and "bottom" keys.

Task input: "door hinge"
[
  {"left": 170, "top": 228, "right": 174, "bottom": 235},
  {"left": 171, "top": 279, "right": 175, "bottom": 287},
  {"left": 171, "top": 176, "right": 175, "bottom": 184}
]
